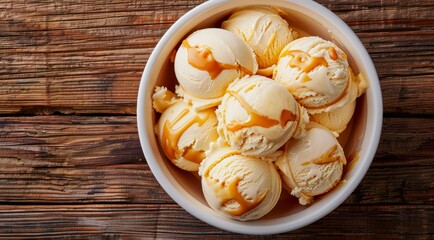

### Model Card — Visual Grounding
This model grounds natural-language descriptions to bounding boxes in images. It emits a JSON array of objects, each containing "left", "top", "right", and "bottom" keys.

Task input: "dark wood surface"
[{"left": 0, "top": 0, "right": 433, "bottom": 238}]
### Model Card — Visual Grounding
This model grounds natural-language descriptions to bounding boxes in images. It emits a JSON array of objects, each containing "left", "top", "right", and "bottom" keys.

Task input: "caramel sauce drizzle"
[
  {"left": 280, "top": 50, "right": 328, "bottom": 73},
  {"left": 183, "top": 40, "right": 253, "bottom": 79},
  {"left": 169, "top": 49, "right": 177, "bottom": 63},
  {"left": 183, "top": 146, "right": 206, "bottom": 164},
  {"left": 203, "top": 151, "right": 265, "bottom": 216},
  {"left": 217, "top": 178, "right": 267, "bottom": 216},
  {"left": 344, "top": 149, "right": 360, "bottom": 175},
  {"left": 226, "top": 91, "right": 297, "bottom": 131},
  {"left": 301, "top": 145, "right": 340, "bottom": 166},
  {"left": 280, "top": 108, "right": 298, "bottom": 126},
  {"left": 346, "top": 149, "right": 360, "bottom": 164},
  {"left": 301, "top": 75, "right": 311, "bottom": 82},
  {"left": 305, "top": 67, "right": 351, "bottom": 110},
  {"left": 328, "top": 47, "right": 338, "bottom": 60},
  {"left": 162, "top": 89, "right": 177, "bottom": 102},
  {"left": 161, "top": 108, "right": 211, "bottom": 164}
]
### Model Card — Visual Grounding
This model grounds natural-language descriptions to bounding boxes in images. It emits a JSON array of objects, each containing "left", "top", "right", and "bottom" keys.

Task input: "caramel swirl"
[
  {"left": 301, "top": 145, "right": 341, "bottom": 166},
  {"left": 280, "top": 109, "right": 298, "bottom": 127},
  {"left": 281, "top": 50, "right": 328, "bottom": 73},
  {"left": 328, "top": 47, "right": 338, "bottom": 60},
  {"left": 217, "top": 178, "right": 267, "bottom": 217},
  {"left": 203, "top": 151, "right": 266, "bottom": 216},
  {"left": 161, "top": 108, "right": 212, "bottom": 164},
  {"left": 183, "top": 146, "right": 206, "bottom": 164},
  {"left": 183, "top": 40, "right": 253, "bottom": 79},
  {"left": 226, "top": 91, "right": 297, "bottom": 131},
  {"left": 305, "top": 67, "right": 351, "bottom": 110}
]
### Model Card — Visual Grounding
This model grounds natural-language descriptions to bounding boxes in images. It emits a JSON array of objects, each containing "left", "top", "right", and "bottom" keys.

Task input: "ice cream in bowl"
[{"left": 137, "top": 0, "right": 382, "bottom": 235}]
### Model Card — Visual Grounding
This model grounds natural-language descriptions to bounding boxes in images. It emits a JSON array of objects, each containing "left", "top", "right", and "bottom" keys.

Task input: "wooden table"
[{"left": 1, "top": 0, "right": 433, "bottom": 238}]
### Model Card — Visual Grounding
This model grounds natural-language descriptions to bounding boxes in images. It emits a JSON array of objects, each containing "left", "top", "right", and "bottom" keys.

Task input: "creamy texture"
[
  {"left": 152, "top": 86, "right": 179, "bottom": 113},
  {"left": 222, "top": 6, "right": 297, "bottom": 69},
  {"left": 310, "top": 67, "right": 364, "bottom": 134},
  {"left": 273, "top": 36, "right": 352, "bottom": 114},
  {"left": 275, "top": 123, "right": 346, "bottom": 205},
  {"left": 155, "top": 102, "right": 219, "bottom": 171},
  {"left": 311, "top": 97, "right": 356, "bottom": 135},
  {"left": 182, "top": 39, "right": 253, "bottom": 80},
  {"left": 174, "top": 28, "right": 258, "bottom": 107},
  {"left": 199, "top": 144, "right": 281, "bottom": 221},
  {"left": 217, "top": 75, "right": 306, "bottom": 156},
  {"left": 150, "top": 8, "right": 371, "bottom": 220},
  {"left": 175, "top": 85, "right": 224, "bottom": 112}
]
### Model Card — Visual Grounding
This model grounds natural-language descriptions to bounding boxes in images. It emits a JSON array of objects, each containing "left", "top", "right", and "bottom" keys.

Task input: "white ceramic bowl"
[{"left": 137, "top": 0, "right": 382, "bottom": 235}]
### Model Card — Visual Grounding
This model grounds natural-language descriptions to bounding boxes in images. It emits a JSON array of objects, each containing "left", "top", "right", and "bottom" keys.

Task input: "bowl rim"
[{"left": 137, "top": 0, "right": 383, "bottom": 235}]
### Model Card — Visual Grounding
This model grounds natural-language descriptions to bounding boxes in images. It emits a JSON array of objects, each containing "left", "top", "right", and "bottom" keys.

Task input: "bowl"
[{"left": 137, "top": 0, "right": 382, "bottom": 235}]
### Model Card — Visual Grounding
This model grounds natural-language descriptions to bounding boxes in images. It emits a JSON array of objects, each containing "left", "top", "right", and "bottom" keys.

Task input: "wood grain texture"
[
  {"left": 0, "top": 204, "right": 431, "bottom": 238},
  {"left": 0, "top": 162, "right": 432, "bottom": 205},
  {"left": 0, "top": 116, "right": 142, "bottom": 167},
  {"left": 1, "top": 116, "right": 432, "bottom": 167},
  {"left": 0, "top": 116, "right": 433, "bottom": 204},
  {"left": 1, "top": 0, "right": 433, "bottom": 115},
  {"left": 0, "top": 0, "right": 199, "bottom": 115},
  {"left": 1, "top": 0, "right": 433, "bottom": 237}
]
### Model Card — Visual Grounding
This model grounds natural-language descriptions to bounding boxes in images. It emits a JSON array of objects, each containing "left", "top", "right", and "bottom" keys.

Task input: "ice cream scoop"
[
  {"left": 174, "top": 28, "right": 258, "bottom": 110},
  {"left": 275, "top": 123, "right": 346, "bottom": 205},
  {"left": 222, "top": 6, "right": 297, "bottom": 69},
  {"left": 217, "top": 75, "right": 308, "bottom": 156},
  {"left": 273, "top": 36, "right": 353, "bottom": 114},
  {"left": 199, "top": 144, "right": 281, "bottom": 221},
  {"left": 155, "top": 101, "right": 219, "bottom": 171}
]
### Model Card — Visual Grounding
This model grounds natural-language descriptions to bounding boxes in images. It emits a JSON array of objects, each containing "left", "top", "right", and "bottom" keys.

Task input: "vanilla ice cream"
[
  {"left": 310, "top": 68, "right": 366, "bottom": 135},
  {"left": 174, "top": 28, "right": 258, "bottom": 110},
  {"left": 151, "top": 8, "right": 370, "bottom": 221},
  {"left": 152, "top": 86, "right": 179, "bottom": 113},
  {"left": 275, "top": 123, "right": 346, "bottom": 205},
  {"left": 222, "top": 6, "right": 297, "bottom": 69},
  {"left": 273, "top": 36, "right": 354, "bottom": 114},
  {"left": 311, "top": 100, "right": 356, "bottom": 135},
  {"left": 199, "top": 144, "right": 281, "bottom": 221},
  {"left": 155, "top": 101, "right": 219, "bottom": 171},
  {"left": 217, "top": 75, "right": 308, "bottom": 156}
]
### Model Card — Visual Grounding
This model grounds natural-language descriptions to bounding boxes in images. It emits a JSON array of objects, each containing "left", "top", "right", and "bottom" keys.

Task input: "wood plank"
[
  {"left": 0, "top": 164, "right": 170, "bottom": 204},
  {"left": 0, "top": 0, "right": 201, "bottom": 115},
  {"left": 377, "top": 117, "right": 434, "bottom": 160},
  {"left": 1, "top": 148, "right": 433, "bottom": 206},
  {"left": 381, "top": 76, "right": 434, "bottom": 115},
  {"left": 1, "top": 0, "right": 433, "bottom": 115},
  {"left": 0, "top": 162, "right": 432, "bottom": 205},
  {"left": 0, "top": 116, "right": 142, "bottom": 167},
  {"left": 0, "top": 204, "right": 431, "bottom": 238},
  {"left": 1, "top": 116, "right": 433, "bottom": 167},
  {"left": 0, "top": 116, "right": 432, "bottom": 204}
]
